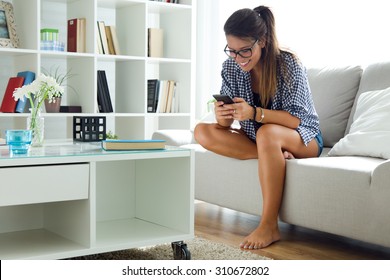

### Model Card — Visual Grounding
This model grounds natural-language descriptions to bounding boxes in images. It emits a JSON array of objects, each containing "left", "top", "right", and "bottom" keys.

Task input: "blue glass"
[{"left": 6, "top": 130, "right": 32, "bottom": 155}]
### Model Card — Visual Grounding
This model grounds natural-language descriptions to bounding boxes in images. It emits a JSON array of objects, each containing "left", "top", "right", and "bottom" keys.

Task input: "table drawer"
[{"left": 0, "top": 164, "right": 89, "bottom": 207}]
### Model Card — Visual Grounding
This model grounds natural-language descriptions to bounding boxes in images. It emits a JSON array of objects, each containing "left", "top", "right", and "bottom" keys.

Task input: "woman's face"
[{"left": 225, "top": 35, "right": 263, "bottom": 72}]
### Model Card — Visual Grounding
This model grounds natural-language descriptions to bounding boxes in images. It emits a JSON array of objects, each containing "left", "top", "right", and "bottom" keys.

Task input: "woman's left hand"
[{"left": 224, "top": 97, "right": 254, "bottom": 121}]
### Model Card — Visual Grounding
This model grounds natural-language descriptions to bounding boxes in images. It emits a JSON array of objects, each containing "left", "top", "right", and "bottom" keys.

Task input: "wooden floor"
[{"left": 194, "top": 201, "right": 390, "bottom": 260}]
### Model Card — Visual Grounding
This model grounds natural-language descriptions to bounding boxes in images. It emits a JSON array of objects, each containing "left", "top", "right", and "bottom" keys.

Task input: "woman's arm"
[{"left": 227, "top": 97, "right": 301, "bottom": 129}]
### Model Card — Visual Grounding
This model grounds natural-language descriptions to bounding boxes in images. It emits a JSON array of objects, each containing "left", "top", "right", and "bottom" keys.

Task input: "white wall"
[{"left": 196, "top": 0, "right": 390, "bottom": 120}]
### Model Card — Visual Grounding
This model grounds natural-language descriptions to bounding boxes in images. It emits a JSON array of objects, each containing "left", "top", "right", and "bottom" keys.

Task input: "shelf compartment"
[
  {"left": 95, "top": 156, "right": 193, "bottom": 247},
  {"left": 98, "top": 1, "right": 146, "bottom": 57},
  {"left": 0, "top": 229, "right": 89, "bottom": 260},
  {"left": 0, "top": 200, "right": 91, "bottom": 260}
]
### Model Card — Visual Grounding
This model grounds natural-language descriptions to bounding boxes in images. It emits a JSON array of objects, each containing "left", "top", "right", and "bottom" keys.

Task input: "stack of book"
[
  {"left": 0, "top": 71, "right": 35, "bottom": 113},
  {"left": 147, "top": 79, "right": 179, "bottom": 113},
  {"left": 97, "top": 21, "right": 120, "bottom": 55}
]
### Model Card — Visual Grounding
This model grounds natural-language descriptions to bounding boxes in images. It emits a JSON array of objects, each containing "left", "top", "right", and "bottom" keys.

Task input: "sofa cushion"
[
  {"left": 328, "top": 87, "right": 390, "bottom": 159},
  {"left": 307, "top": 66, "right": 362, "bottom": 147},
  {"left": 346, "top": 61, "right": 390, "bottom": 134}
]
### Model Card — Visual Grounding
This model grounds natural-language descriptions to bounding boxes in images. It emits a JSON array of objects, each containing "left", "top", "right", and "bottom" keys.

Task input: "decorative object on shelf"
[
  {"left": 40, "top": 28, "right": 65, "bottom": 52},
  {"left": 5, "top": 129, "right": 32, "bottom": 155},
  {"left": 106, "top": 130, "right": 118, "bottom": 140},
  {"left": 44, "top": 97, "right": 61, "bottom": 113},
  {"left": 12, "top": 74, "right": 64, "bottom": 146},
  {"left": 73, "top": 116, "right": 106, "bottom": 142},
  {"left": 0, "top": 1, "right": 19, "bottom": 48},
  {"left": 41, "top": 66, "right": 75, "bottom": 112}
]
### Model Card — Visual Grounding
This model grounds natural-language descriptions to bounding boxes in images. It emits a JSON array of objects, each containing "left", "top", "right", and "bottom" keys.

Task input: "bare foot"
[
  {"left": 240, "top": 224, "right": 281, "bottom": 249},
  {"left": 283, "top": 151, "right": 295, "bottom": 159}
]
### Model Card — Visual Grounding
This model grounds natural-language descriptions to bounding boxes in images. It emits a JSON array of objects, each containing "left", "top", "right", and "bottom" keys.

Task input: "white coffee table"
[{"left": 0, "top": 140, "right": 194, "bottom": 259}]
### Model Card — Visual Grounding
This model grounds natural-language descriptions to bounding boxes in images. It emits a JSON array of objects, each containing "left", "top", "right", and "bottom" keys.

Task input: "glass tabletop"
[{"left": 0, "top": 139, "right": 188, "bottom": 160}]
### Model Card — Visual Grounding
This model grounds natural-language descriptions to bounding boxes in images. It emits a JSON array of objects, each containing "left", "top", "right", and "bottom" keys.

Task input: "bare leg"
[
  {"left": 240, "top": 124, "right": 319, "bottom": 249},
  {"left": 194, "top": 123, "right": 257, "bottom": 160}
]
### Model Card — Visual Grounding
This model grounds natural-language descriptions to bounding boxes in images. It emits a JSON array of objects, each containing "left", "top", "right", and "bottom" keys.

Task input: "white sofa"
[{"left": 152, "top": 61, "right": 390, "bottom": 248}]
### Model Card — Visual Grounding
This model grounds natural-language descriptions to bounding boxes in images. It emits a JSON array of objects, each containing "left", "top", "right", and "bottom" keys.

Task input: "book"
[
  {"left": 105, "top": 26, "right": 116, "bottom": 55},
  {"left": 67, "top": 18, "right": 86, "bottom": 52},
  {"left": 156, "top": 80, "right": 169, "bottom": 113},
  {"left": 77, "top": 18, "right": 86, "bottom": 52},
  {"left": 97, "top": 21, "right": 109, "bottom": 55},
  {"left": 109, "top": 26, "right": 120, "bottom": 55},
  {"left": 60, "top": 105, "right": 82, "bottom": 113},
  {"left": 0, "top": 77, "right": 25, "bottom": 113},
  {"left": 97, "top": 71, "right": 107, "bottom": 112},
  {"left": 165, "top": 80, "right": 176, "bottom": 113},
  {"left": 102, "top": 139, "right": 166, "bottom": 150},
  {"left": 98, "top": 70, "right": 113, "bottom": 112},
  {"left": 15, "top": 71, "right": 36, "bottom": 113},
  {"left": 148, "top": 28, "right": 163, "bottom": 57},
  {"left": 147, "top": 79, "right": 159, "bottom": 113}
]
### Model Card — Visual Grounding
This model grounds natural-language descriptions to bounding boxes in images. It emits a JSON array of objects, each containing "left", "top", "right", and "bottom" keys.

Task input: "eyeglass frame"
[{"left": 224, "top": 39, "right": 259, "bottom": 59}]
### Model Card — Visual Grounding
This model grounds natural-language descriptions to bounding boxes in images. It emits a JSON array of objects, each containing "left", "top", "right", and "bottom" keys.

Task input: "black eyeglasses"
[{"left": 224, "top": 40, "right": 259, "bottom": 59}]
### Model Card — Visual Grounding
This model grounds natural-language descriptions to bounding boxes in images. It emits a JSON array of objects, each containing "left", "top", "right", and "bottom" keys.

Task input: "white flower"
[{"left": 12, "top": 73, "right": 65, "bottom": 111}]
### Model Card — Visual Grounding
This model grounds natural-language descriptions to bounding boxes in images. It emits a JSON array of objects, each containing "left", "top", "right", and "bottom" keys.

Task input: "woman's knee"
[
  {"left": 194, "top": 123, "right": 212, "bottom": 147},
  {"left": 256, "top": 125, "right": 282, "bottom": 150}
]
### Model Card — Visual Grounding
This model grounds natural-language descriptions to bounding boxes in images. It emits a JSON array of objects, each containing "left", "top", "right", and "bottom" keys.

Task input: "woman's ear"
[{"left": 259, "top": 38, "right": 266, "bottom": 48}]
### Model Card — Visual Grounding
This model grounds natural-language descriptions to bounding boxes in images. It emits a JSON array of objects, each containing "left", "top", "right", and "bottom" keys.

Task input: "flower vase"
[{"left": 27, "top": 109, "right": 44, "bottom": 147}]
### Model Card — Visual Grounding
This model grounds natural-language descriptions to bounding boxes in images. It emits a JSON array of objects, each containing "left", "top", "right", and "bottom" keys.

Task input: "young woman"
[{"left": 194, "top": 6, "right": 323, "bottom": 250}]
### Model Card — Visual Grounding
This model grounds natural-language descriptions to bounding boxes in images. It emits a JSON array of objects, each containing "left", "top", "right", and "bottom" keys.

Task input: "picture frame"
[{"left": 0, "top": 1, "right": 19, "bottom": 48}]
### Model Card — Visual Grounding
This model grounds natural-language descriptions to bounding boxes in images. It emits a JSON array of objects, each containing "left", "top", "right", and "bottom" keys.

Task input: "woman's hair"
[{"left": 224, "top": 6, "right": 282, "bottom": 107}]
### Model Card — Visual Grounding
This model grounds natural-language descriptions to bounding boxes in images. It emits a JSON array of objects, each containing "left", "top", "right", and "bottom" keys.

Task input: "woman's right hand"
[{"left": 214, "top": 101, "right": 235, "bottom": 127}]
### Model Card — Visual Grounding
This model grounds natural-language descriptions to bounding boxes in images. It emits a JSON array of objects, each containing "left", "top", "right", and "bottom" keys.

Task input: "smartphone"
[{"left": 213, "top": 94, "right": 235, "bottom": 104}]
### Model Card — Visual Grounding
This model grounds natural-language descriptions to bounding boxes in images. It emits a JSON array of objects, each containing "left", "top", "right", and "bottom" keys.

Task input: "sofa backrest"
[
  {"left": 307, "top": 66, "right": 362, "bottom": 147},
  {"left": 345, "top": 61, "right": 390, "bottom": 134}
]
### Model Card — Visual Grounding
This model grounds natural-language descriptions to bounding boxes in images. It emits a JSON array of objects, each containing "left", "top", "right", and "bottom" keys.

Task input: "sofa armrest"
[
  {"left": 152, "top": 129, "right": 196, "bottom": 146},
  {"left": 371, "top": 159, "right": 390, "bottom": 190}
]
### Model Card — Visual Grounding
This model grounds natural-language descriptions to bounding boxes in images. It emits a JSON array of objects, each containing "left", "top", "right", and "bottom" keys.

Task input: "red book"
[
  {"left": 67, "top": 18, "right": 78, "bottom": 52},
  {"left": 68, "top": 18, "right": 86, "bottom": 53},
  {"left": 0, "top": 77, "right": 25, "bottom": 113}
]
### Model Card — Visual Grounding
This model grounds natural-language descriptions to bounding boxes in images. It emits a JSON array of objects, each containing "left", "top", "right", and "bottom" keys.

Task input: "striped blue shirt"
[{"left": 220, "top": 51, "right": 320, "bottom": 146}]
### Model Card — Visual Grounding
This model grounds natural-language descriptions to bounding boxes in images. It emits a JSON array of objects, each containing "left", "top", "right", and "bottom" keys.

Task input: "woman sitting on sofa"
[{"left": 194, "top": 6, "right": 323, "bottom": 249}]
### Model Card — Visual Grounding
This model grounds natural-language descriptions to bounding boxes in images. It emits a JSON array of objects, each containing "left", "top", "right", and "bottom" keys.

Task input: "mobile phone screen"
[{"left": 213, "top": 94, "right": 234, "bottom": 104}]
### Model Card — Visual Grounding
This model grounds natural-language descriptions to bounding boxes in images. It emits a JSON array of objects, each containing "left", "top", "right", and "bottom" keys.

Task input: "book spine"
[
  {"left": 97, "top": 71, "right": 106, "bottom": 112},
  {"left": 147, "top": 79, "right": 159, "bottom": 113},
  {"left": 105, "top": 26, "right": 115, "bottom": 55},
  {"left": 97, "top": 21, "right": 109, "bottom": 55},
  {"left": 109, "top": 26, "right": 120, "bottom": 55},
  {"left": 15, "top": 71, "right": 36, "bottom": 113},
  {"left": 67, "top": 18, "right": 77, "bottom": 52},
  {"left": 0, "top": 77, "right": 25, "bottom": 113},
  {"left": 77, "top": 18, "right": 86, "bottom": 53},
  {"left": 100, "top": 70, "right": 113, "bottom": 112}
]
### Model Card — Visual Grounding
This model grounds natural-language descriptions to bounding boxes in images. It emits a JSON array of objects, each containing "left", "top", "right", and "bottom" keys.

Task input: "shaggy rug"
[{"left": 69, "top": 237, "right": 271, "bottom": 260}]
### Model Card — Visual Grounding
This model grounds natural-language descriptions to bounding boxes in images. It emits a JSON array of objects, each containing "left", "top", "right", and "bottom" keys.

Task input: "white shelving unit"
[{"left": 0, "top": 0, "right": 196, "bottom": 140}]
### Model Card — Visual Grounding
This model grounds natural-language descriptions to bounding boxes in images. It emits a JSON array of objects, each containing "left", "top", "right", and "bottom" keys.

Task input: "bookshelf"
[{"left": 0, "top": 0, "right": 196, "bottom": 140}]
